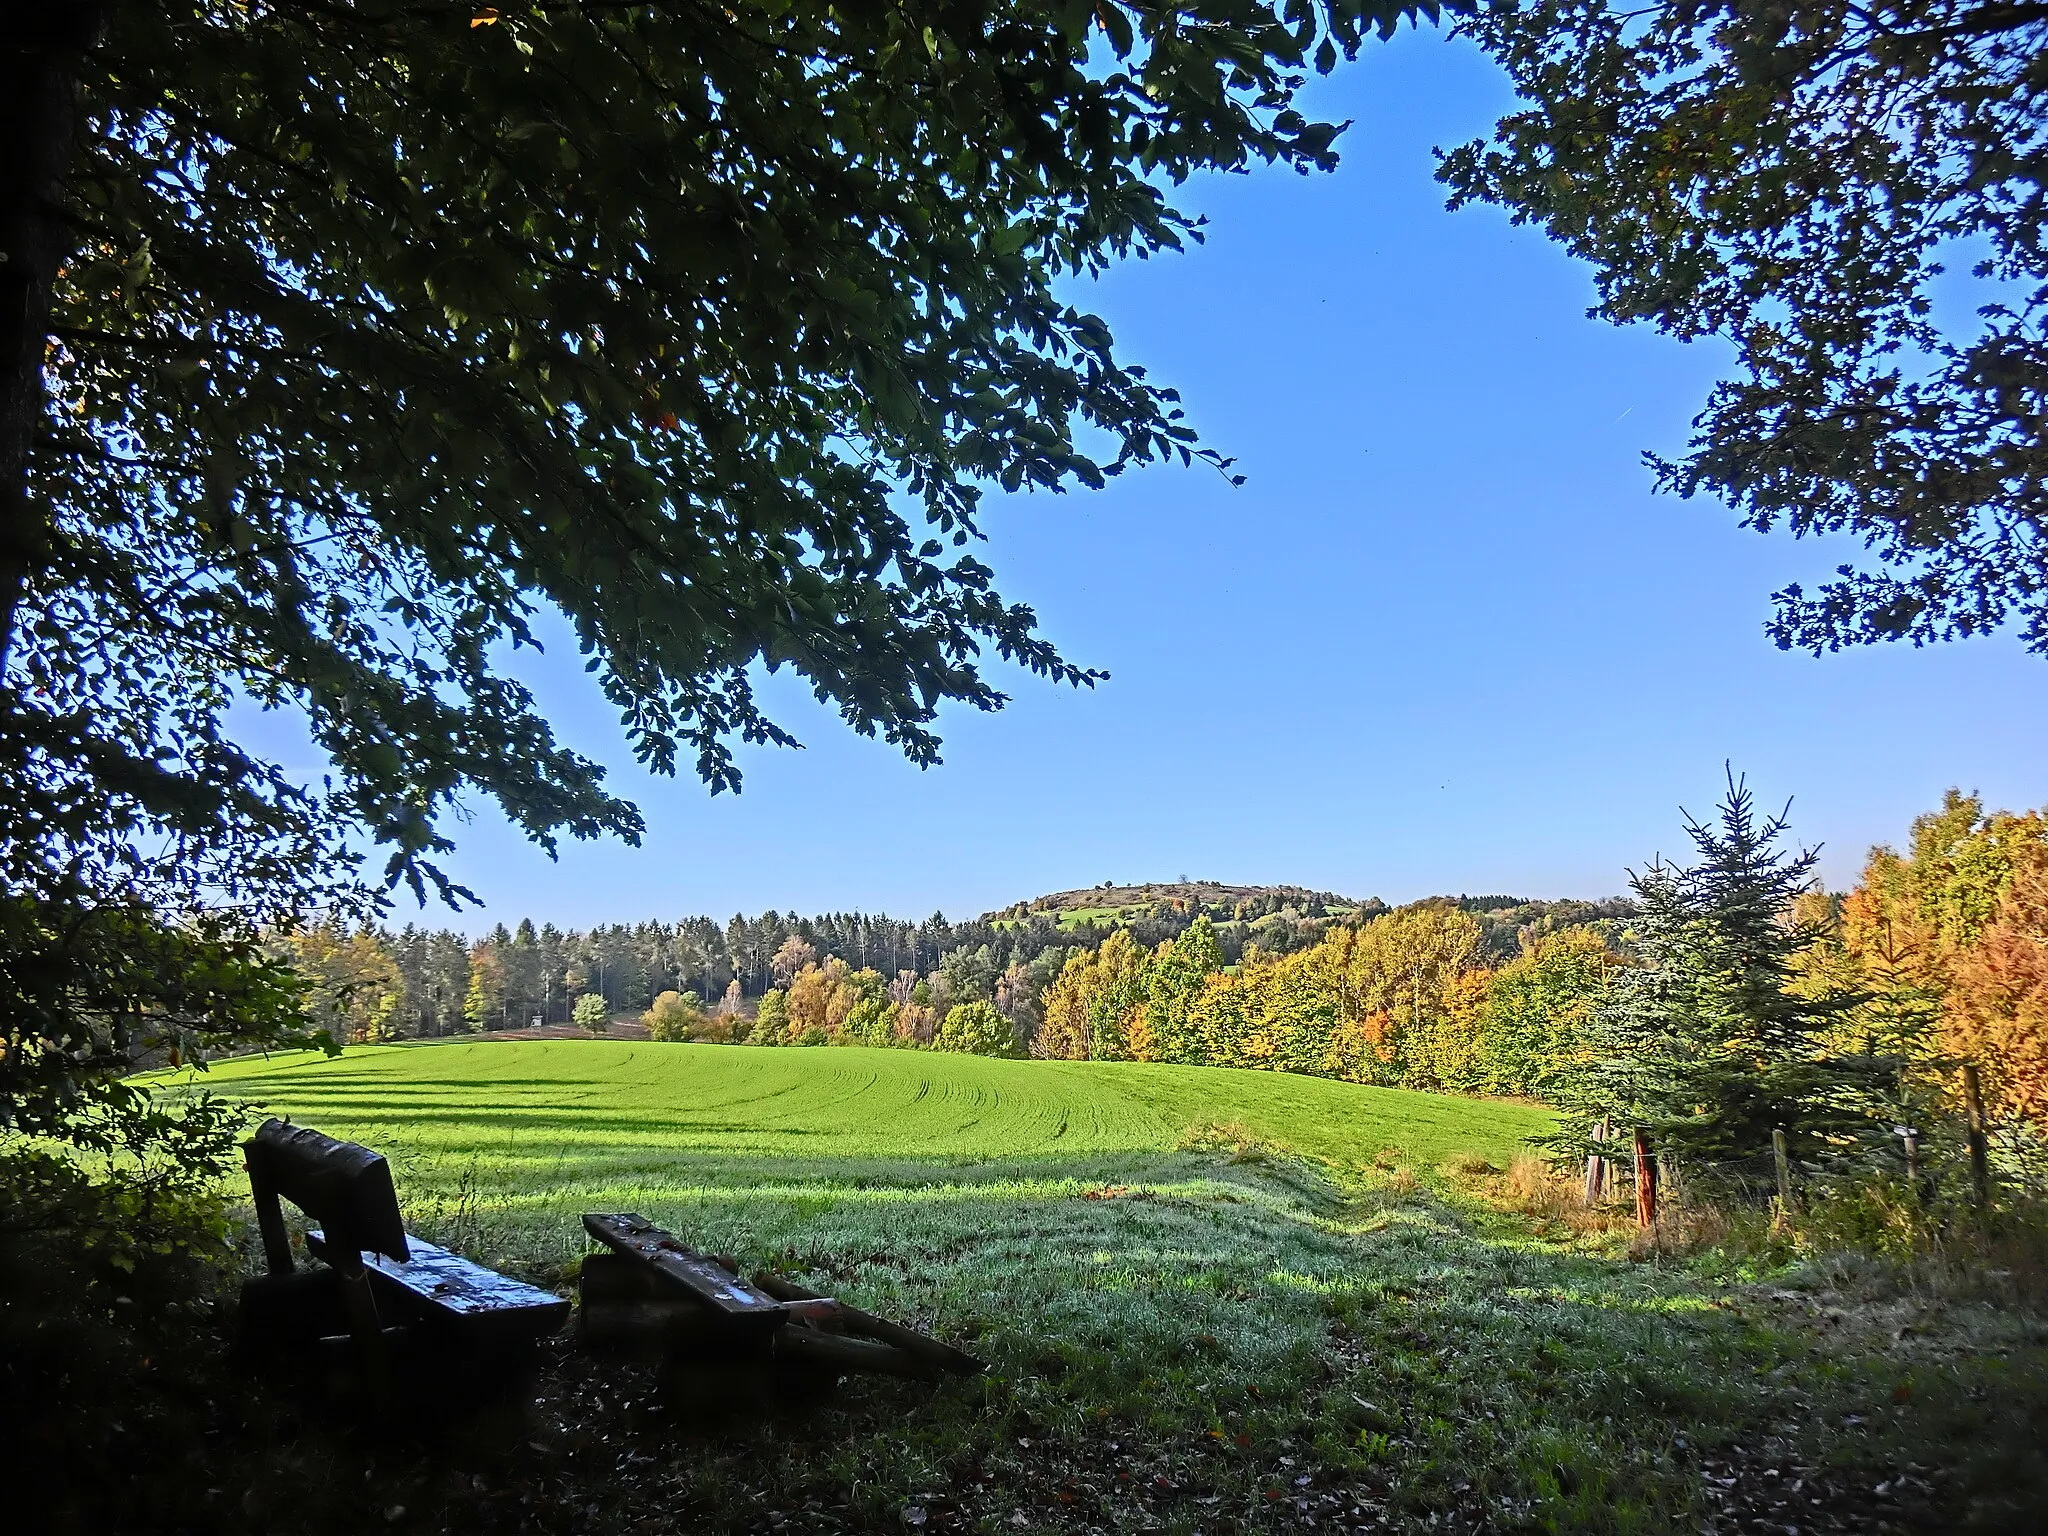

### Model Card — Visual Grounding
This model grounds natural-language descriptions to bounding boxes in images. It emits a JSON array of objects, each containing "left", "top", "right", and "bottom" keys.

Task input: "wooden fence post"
[
  {"left": 1963, "top": 1063, "right": 1992, "bottom": 1211},
  {"left": 1583, "top": 1119, "right": 1607, "bottom": 1206},
  {"left": 1771, "top": 1127, "right": 1794, "bottom": 1226},
  {"left": 1633, "top": 1127, "right": 1657, "bottom": 1229}
]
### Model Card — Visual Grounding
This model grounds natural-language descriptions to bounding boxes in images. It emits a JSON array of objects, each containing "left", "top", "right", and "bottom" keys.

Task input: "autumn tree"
[
  {"left": 1340, "top": 904, "right": 1486, "bottom": 1087},
  {"left": 1822, "top": 790, "right": 2048, "bottom": 1144},
  {"left": 1945, "top": 844, "right": 2048, "bottom": 1135},
  {"left": 643, "top": 988, "right": 705, "bottom": 1043},
  {"left": 283, "top": 922, "right": 406, "bottom": 1045},
  {"left": 895, "top": 978, "right": 940, "bottom": 1047},
  {"left": 936, "top": 1000, "right": 1021, "bottom": 1058},
  {"left": 1035, "top": 952, "right": 1094, "bottom": 1059},
  {"left": 784, "top": 957, "right": 849, "bottom": 1043},
  {"left": 1477, "top": 927, "right": 1615, "bottom": 1097},
  {"left": 1041, "top": 928, "right": 1152, "bottom": 1060},
  {"left": 771, "top": 937, "right": 820, "bottom": 990},
  {"left": 842, "top": 983, "right": 900, "bottom": 1049},
  {"left": 462, "top": 945, "right": 504, "bottom": 1033}
]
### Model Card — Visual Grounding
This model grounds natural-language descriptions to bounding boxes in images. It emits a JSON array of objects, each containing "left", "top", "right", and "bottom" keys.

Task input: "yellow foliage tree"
[
  {"left": 784, "top": 957, "right": 849, "bottom": 1043},
  {"left": 643, "top": 989, "right": 705, "bottom": 1043},
  {"left": 285, "top": 923, "right": 406, "bottom": 1044},
  {"left": 1031, "top": 930, "right": 1148, "bottom": 1060},
  {"left": 1035, "top": 950, "right": 1094, "bottom": 1059}
]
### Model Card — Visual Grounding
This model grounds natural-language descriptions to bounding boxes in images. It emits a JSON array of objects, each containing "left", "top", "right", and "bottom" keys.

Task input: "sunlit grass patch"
[{"left": 138, "top": 1038, "right": 2048, "bottom": 1531}]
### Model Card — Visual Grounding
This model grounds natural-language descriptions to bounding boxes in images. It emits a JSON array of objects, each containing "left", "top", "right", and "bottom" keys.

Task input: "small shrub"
[
  {"left": 0, "top": 1092, "right": 244, "bottom": 1279},
  {"left": 643, "top": 990, "right": 705, "bottom": 1042},
  {"left": 935, "top": 1000, "right": 1020, "bottom": 1057},
  {"left": 751, "top": 989, "right": 789, "bottom": 1045},
  {"left": 1783, "top": 1175, "right": 2048, "bottom": 1302},
  {"left": 572, "top": 993, "right": 610, "bottom": 1032},
  {"left": 1795, "top": 1175, "right": 1934, "bottom": 1265}
]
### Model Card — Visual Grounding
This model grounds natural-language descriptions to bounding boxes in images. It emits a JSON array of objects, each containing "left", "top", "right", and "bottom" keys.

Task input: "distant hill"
[
  {"left": 985, "top": 882, "right": 1376, "bottom": 926},
  {"left": 982, "top": 883, "right": 1636, "bottom": 964}
]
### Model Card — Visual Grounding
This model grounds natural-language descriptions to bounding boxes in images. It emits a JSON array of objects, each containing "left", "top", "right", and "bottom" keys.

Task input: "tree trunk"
[
  {"left": 1633, "top": 1126, "right": 1657, "bottom": 1229},
  {"left": 1963, "top": 1062, "right": 1992, "bottom": 1211},
  {"left": 0, "top": 3, "right": 105, "bottom": 667}
]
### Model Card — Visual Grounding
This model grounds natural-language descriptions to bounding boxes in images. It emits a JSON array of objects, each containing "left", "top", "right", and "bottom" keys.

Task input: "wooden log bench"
[
  {"left": 240, "top": 1118, "right": 567, "bottom": 1372},
  {"left": 578, "top": 1212, "right": 982, "bottom": 1381}
]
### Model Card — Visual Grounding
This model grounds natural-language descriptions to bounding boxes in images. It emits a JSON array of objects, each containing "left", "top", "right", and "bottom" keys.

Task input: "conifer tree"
[{"left": 1559, "top": 775, "right": 1873, "bottom": 1177}]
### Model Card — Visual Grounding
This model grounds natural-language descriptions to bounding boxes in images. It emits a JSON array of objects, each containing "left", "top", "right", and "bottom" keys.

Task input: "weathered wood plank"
[
  {"left": 772, "top": 1324, "right": 936, "bottom": 1380},
  {"left": 308, "top": 1229, "right": 569, "bottom": 1340},
  {"left": 751, "top": 1272, "right": 983, "bottom": 1375},
  {"left": 581, "top": 1213, "right": 786, "bottom": 1320}
]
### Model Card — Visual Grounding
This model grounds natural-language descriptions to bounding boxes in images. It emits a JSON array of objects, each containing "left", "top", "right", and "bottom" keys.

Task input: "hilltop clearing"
[{"left": 988, "top": 882, "right": 1370, "bottom": 926}]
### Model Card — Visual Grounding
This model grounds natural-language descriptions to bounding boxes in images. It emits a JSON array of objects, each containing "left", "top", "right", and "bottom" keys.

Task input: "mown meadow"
[{"left": 148, "top": 1041, "right": 2048, "bottom": 1534}]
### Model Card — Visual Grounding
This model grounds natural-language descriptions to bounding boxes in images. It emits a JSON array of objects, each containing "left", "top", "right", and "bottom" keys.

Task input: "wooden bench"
[
  {"left": 579, "top": 1212, "right": 981, "bottom": 1381},
  {"left": 241, "top": 1118, "right": 567, "bottom": 1370}
]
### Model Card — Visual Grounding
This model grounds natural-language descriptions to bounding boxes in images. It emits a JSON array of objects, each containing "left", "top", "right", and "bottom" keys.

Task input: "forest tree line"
[
  {"left": 276, "top": 888, "right": 1630, "bottom": 1055},
  {"left": 275, "top": 785, "right": 2048, "bottom": 1194},
  {"left": 730, "top": 787, "right": 2048, "bottom": 1196}
]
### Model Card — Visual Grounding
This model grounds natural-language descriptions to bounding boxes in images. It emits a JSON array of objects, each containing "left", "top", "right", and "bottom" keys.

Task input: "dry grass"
[
  {"left": 1439, "top": 1151, "right": 1500, "bottom": 1178},
  {"left": 1445, "top": 1152, "right": 1644, "bottom": 1241},
  {"left": 1792, "top": 1183, "right": 2048, "bottom": 1306},
  {"left": 1626, "top": 1200, "right": 1739, "bottom": 1260},
  {"left": 1174, "top": 1118, "right": 1283, "bottom": 1165}
]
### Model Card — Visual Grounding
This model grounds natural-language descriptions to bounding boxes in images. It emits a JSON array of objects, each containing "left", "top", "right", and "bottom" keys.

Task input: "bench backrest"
[{"left": 244, "top": 1117, "right": 409, "bottom": 1266}]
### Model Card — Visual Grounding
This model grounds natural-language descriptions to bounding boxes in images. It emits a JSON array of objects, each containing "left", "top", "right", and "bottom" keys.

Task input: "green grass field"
[
  {"left": 154, "top": 1041, "right": 2047, "bottom": 1533},
  {"left": 188, "top": 1040, "right": 1546, "bottom": 1192}
]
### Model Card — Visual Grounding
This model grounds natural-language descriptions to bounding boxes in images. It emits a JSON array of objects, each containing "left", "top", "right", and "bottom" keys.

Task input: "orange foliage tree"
[
  {"left": 1944, "top": 843, "right": 2048, "bottom": 1132},
  {"left": 1824, "top": 791, "right": 2048, "bottom": 1139}
]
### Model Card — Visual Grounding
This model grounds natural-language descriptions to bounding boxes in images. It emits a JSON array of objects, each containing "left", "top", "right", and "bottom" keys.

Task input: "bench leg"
[
  {"left": 246, "top": 1160, "right": 295, "bottom": 1276},
  {"left": 332, "top": 1249, "right": 392, "bottom": 1397}
]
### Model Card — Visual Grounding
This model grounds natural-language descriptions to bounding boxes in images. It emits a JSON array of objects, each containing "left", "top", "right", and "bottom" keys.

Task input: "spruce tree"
[{"left": 1562, "top": 774, "right": 1873, "bottom": 1181}]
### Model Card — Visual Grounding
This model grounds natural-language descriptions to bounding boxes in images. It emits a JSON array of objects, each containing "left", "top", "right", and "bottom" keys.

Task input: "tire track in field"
[{"left": 167, "top": 1039, "right": 1555, "bottom": 1171}]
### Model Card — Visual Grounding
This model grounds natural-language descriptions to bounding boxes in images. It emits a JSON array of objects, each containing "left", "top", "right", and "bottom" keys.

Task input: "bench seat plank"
[
  {"left": 307, "top": 1229, "right": 568, "bottom": 1340},
  {"left": 581, "top": 1212, "right": 786, "bottom": 1321}
]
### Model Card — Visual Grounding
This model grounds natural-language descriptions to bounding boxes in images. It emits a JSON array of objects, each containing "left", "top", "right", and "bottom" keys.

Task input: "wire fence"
[{"left": 1570, "top": 1061, "right": 2048, "bottom": 1223}]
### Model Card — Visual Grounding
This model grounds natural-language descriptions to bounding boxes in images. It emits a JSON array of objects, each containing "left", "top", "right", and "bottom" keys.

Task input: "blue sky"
[{"left": 331, "top": 30, "right": 2045, "bottom": 930}]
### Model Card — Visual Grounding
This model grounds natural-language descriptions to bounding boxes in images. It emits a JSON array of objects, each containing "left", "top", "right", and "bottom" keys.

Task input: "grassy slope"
[
  {"left": 163, "top": 1043, "right": 2046, "bottom": 1534},
  {"left": 190, "top": 1039, "right": 1545, "bottom": 1167}
]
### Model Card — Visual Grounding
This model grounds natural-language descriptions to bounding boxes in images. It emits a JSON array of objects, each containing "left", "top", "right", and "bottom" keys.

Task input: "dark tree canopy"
[
  {"left": 2, "top": 0, "right": 1434, "bottom": 918},
  {"left": 1443, "top": 0, "right": 2048, "bottom": 656},
  {"left": 1, "top": 0, "right": 1438, "bottom": 1142}
]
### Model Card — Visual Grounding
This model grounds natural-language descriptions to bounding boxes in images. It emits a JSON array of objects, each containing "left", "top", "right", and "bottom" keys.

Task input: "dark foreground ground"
[{"left": 6, "top": 1155, "right": 2047, "bottom": 1535}]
